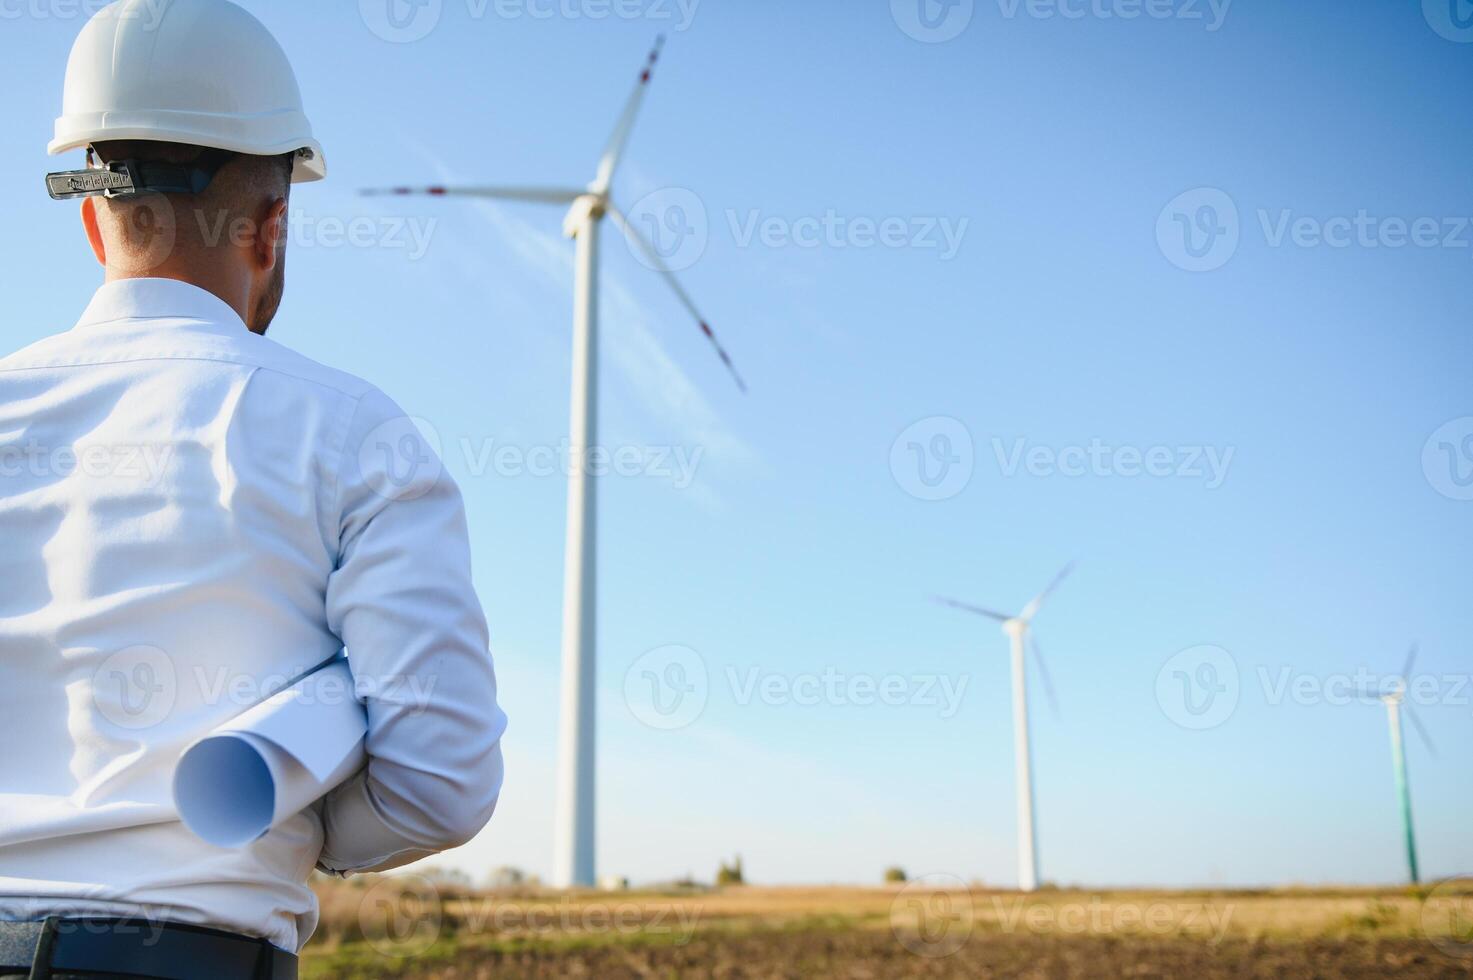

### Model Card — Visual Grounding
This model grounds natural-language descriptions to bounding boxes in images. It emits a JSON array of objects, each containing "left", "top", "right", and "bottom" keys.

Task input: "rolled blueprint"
[{"left": 173, "top": 658, "right": 367, "bottom": 848}]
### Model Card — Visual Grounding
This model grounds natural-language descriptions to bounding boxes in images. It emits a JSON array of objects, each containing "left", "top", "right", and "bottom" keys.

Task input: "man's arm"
[{"left": 315, "top": 389, "right": 506, "bottom": 873}]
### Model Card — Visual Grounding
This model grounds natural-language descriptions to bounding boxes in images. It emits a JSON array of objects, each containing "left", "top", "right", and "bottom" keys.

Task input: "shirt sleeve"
[{"left": 314, "top": 388, "right": 507, "bottom": 874}]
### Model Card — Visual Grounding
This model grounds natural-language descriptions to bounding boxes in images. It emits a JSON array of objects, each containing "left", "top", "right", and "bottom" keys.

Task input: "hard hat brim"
[{"left": 50, "top": 112, "right": 326, "bottom": 183}]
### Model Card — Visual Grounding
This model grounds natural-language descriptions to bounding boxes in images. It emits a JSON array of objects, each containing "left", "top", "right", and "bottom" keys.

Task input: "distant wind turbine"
[
  {"left": 1359, "top": 643, "right": 1437, "bottom": 885},
  {"left": 935, "top": 563, "right": 1074, "bottom": 893},
  {"left": 364, "top": 37, "right": 745, "bottom": 889}
]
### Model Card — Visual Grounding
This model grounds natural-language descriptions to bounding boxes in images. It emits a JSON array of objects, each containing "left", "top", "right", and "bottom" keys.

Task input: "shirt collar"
[{"left": 75, "top": 278, "right": 249, "bottom": 333}]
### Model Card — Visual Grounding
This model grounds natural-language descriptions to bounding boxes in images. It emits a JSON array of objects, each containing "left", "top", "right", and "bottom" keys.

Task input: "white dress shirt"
[{"left": 0, "top": 278, "right": 507, "bottom": 952}]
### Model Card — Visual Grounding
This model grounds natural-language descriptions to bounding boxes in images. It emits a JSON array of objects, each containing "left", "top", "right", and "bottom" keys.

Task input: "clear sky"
[{"left": 3, "top": 0, "right": 1471, "bottom": 890}]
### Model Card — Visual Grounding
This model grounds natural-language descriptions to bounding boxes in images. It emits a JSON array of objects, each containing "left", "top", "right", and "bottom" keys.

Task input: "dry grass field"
[{"left": 301, "top": 878, "right": 1473, "bottom": 978}]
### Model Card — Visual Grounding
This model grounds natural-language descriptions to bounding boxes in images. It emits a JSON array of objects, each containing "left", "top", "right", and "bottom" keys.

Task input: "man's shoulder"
[
  {"left": 0, "top": 330, "right": 75, "bottom": 371},
  {"left": 0, "top": 319, "right": 419, "bottom": 457},
  {"left": 246, "top": 334, "right": 380, "bottom": 404},
  {"left": 216, "top": 337, "right": 426, "bottom": 475},
  {"left": 250, "top": 339, "right": 418, "bottom": 439},
  {"left": 0, "top": 321, "right": 384, "bottom": 407}
]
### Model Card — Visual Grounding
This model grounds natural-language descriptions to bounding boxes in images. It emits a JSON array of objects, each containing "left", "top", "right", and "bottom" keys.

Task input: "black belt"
[{"left": 0, "top": 917, "right": 296, "bottom": 980}]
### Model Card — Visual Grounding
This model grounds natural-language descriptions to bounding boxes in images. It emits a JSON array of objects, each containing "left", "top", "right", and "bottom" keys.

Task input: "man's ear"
[
  {"left": 81, "top": 197, "right": 106, "bottom": 267},
  {"left": 255, "top": 197, "right": 288, "bottom": 272}
]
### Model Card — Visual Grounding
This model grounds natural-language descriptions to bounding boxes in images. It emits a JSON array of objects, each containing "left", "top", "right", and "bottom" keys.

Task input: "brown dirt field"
[
  {"left": 306, "top": 932, "right": 1473, "bottom": 979},
  {"left": 301, "top": 881, "right": 1473, "bottom": 979}
]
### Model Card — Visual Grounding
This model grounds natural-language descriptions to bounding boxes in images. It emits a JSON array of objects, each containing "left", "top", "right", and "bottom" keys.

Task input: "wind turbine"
[
  {"left": 935, "top": 563, "right": 1073, "bottom": 892},
  {"left": 1359, "top": 643, "right": 1437, "bottom": 885},
  {"left": 364, "top": 38, "right": 745, "bottom": 889}
]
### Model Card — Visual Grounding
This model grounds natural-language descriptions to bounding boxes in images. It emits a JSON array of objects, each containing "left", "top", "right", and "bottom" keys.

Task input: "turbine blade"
[
  {"left": 591, "top": 35, "right": 665, "bottom": 196},
  {"left": 1030, "top": 633, "right": 1061, "bottom": 720},
  {"left": 1020, "top": 562, "right": 1076, "bottom": 622},
  {"left": 932, "top": 596, "right": 1011, "bottom": 623},
  {"left": 361, "top": 185, "right": 585, "bottom": 204},
  {"left": 1400, "top": 642, "right": 1419, "bottom": 682},
  {"left": 1405, "top": 706, "right": 1439, "bottom": 760},
  {"left": 605, "top": 202, "right": 747, "bottom": 393}
]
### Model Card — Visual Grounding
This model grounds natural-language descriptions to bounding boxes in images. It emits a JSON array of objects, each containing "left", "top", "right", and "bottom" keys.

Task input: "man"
[{"left": 0, "top": 1, "right": 507, "bottom": 976}]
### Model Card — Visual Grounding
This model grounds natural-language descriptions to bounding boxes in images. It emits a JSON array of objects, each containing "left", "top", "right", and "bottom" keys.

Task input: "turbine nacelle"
[
  {"left": 1358, "top": 644, "right": 1425, "bottom": 720},
  {"left": 936, "top": 562, "right": 1074, "bottom": 635},
  {"left": 934, "top": 563, "right": 1073, "bottom": 721},
  {"left": 562, "top": 192, "right": 608, "bottom": 238}
]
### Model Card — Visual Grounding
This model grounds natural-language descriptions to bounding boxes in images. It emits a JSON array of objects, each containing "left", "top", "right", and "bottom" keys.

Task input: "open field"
[{"left": 302, "top": 880, "right": 1473, "bottom": 978}]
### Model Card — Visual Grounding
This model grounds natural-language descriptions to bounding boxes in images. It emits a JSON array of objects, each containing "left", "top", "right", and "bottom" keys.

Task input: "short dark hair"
[{"left": 92, "top": 140, "right": 294, "bottom": 197}]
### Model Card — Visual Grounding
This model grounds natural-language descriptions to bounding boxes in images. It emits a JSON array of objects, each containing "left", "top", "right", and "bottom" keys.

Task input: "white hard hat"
[{"left": 49, "top": 0, "right": 325, "bottom": 184}]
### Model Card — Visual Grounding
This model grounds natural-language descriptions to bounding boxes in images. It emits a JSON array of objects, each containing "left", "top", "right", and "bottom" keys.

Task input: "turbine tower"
[
  {"left": 936, "top": 563, "right": 1073, "bottom": 892},
  {"left": 364, "top": 38, "right": 745, "bottom": 888},
  {"left": 1359, "top": 643, "right": 1437, "bottom": 885}
]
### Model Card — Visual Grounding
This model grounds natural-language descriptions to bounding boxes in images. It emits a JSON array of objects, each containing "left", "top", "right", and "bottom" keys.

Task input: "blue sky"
[{"left": 3, "top": 0, "right": 1471, "bottom": 889}]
